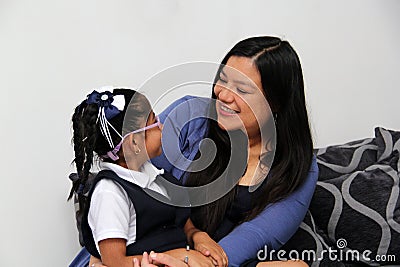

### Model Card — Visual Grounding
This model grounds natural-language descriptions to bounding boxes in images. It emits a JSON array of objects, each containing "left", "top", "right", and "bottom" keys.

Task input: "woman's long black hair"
[{"left": 186, "top": 36, "right": 314, "bottom": 237}]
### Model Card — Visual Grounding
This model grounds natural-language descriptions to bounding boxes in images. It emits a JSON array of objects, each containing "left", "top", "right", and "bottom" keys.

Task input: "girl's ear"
[
  {"left": 131, "top": 135, "right": 137, "bottom": 145},
  {"left": 126, "top": 134, "right": 135, "bottom": 145},
  {"left": 125, "top": 134, "right": 141, "bottom": 155}
]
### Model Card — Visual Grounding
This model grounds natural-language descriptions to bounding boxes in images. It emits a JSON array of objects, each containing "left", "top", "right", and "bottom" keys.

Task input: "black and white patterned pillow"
[{"left": 283, "top": 127, "right": 400, "bottom": 266}]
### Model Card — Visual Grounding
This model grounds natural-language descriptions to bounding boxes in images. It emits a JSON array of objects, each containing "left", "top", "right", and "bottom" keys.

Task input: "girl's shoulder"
[{"left": 92, "top": 172, "right": 128, "bottom": 200}]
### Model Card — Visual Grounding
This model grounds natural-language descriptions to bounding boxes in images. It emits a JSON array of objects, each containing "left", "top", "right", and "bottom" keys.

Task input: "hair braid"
[
  {"left": 68, "top": 103, "right": 99, "bottom": 200},
  {"left": 68, "top": 104, "right": 86, "bottom": 200},
  {"left": 80, "top": 104, "right": 99, "bottom": 187}
]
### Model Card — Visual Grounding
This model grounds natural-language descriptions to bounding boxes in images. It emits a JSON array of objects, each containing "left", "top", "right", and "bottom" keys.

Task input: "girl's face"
[
  {"left": 130, "top": 110, "right": 163, "bottom": 161},
  {"left": 214, "top": 56, "right": 271, "bottom": 136},
  {"left": 143, "top": 111, "right": 163, "bottom": 159}
]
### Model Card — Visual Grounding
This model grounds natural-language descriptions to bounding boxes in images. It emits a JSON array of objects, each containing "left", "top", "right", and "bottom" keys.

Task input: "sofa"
[{"left": 281, "top": 127, "right": 400, "bottom": 266}]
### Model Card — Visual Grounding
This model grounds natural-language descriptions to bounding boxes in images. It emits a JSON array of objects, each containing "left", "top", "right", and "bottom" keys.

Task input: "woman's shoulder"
[
  {"left": 297, "top": 155, "right": 319, "bottom": 190},
  {"left": 167, "top": 95, "right": 209, "bottom": 108},
  {"left": 159, "top": 95, "right": 210, "bottom": 123}
]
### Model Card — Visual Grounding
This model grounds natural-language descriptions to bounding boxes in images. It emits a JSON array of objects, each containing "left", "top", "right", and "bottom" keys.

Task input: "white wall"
[{"left": 0, "top": 0, "right": 399, "bottom": 265}]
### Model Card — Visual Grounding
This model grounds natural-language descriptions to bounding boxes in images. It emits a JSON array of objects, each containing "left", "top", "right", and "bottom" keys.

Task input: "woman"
[
  {"left": 80, "top": 36, "right": 318, "bottom": 267},
  {"left": 152, "top": 36, "right": 318, "bottom": 266}
]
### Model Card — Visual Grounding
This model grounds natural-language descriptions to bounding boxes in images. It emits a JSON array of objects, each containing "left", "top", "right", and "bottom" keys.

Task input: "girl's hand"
[
  {"left": 133, "top": 252, "right": 157, "bottom": 267},
  {"left": 89, "top": 255, "right": 106, "bottom": 267},
  {"left": 134, "top": 251, "right": 189, "bottom": 267},
  {"left": 192, "top": 231, "right": 228, "bottom": 267}
]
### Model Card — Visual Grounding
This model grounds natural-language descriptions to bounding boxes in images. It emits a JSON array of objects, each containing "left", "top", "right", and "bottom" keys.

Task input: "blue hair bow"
[
  {"left": 83, "top": 88, "right": 125, "bottom": 150},
  {"left": 86, "top": 90, "right": 122, "bottom": 120}
]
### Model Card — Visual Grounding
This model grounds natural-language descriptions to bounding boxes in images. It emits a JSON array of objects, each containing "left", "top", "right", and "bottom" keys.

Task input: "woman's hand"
[
  {"left": 164, "top": 248, "right": 215, "bottom": 267},
  {"left": 192, "top": 231, "right": 228, "bottom": 267},
  {"left": 133, "top": 251, "right": 188, "bottom": 267}
]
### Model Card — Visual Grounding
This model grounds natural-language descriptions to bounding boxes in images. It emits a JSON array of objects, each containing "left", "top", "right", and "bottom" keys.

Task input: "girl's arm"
[
  {"left": 98, "top": 238, "right": 141, "bottom": 267},
  {"left": 87, "top": 180, "right": 136, "bottom": 266},
  {"left": 218, "top": 157, "right": 319, "bottom": 267}
]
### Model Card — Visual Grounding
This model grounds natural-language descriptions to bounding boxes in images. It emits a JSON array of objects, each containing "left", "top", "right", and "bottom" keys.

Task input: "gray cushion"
[{"left": 284, "top": 127, "right": 400, "bottom": 266}]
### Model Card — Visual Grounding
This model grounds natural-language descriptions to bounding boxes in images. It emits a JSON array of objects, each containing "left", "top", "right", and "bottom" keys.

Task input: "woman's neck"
[
  {"left": 238, "top": 133, "right": 270, "bottom": 186},
  {"left": 247, "top": 124, "right": 273, "bottom": 161},
  {"left": 248, "top": 132, "right": 262, "bottom": 158}
]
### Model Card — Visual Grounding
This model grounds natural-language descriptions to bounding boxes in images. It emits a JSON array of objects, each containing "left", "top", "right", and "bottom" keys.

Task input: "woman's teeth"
[{"left": 221, "top": 105, "right": 237, "bottom": 114}]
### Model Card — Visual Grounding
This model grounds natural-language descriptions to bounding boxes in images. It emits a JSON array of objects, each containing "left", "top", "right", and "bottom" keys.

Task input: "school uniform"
[{"left": 81, "top": 161, "right": 190, "bottom": 259}]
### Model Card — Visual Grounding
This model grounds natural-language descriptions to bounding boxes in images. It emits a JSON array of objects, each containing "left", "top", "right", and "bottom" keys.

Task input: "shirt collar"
[{"left": 99, "top": 161, "right": 164, "bottom": 188}]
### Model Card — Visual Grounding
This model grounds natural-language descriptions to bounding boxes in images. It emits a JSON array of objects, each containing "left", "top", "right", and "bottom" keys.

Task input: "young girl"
[{"left": 70, "top": 88, "right": 226, "bottom": 267}]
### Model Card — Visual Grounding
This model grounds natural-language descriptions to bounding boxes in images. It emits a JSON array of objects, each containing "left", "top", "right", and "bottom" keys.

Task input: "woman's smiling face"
[{"left": 214, "top": 56, "right": 272, "bottom": 136}]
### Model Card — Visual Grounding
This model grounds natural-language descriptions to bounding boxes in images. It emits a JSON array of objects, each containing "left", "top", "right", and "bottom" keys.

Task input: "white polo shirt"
[{"left": 88, "top": 161, "right": 166, "bottom": 255}]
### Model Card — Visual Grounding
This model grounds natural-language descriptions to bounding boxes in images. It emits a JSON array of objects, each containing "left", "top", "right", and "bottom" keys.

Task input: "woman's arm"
[
  {"left": 151, "top": 95, "right": 209, "bottom": 182},
  {"left": 184, "top": 218, "right": 228, "bottom": 267},
  {"left": 218, "top": 157, "right": 319, "bottom": 266}
]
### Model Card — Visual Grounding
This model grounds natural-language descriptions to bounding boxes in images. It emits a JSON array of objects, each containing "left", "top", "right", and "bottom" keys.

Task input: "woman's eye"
[
  {"left": 236, "top": 87, "right": 248, "bottom": 94},
  {"left": 218, "top": 77, "right": 227, "bottom": 83}
]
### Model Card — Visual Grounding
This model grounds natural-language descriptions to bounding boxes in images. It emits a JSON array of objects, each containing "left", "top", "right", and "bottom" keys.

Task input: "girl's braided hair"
[{"left": 68, "top": 88, "right": 151, "bottom": 214}]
